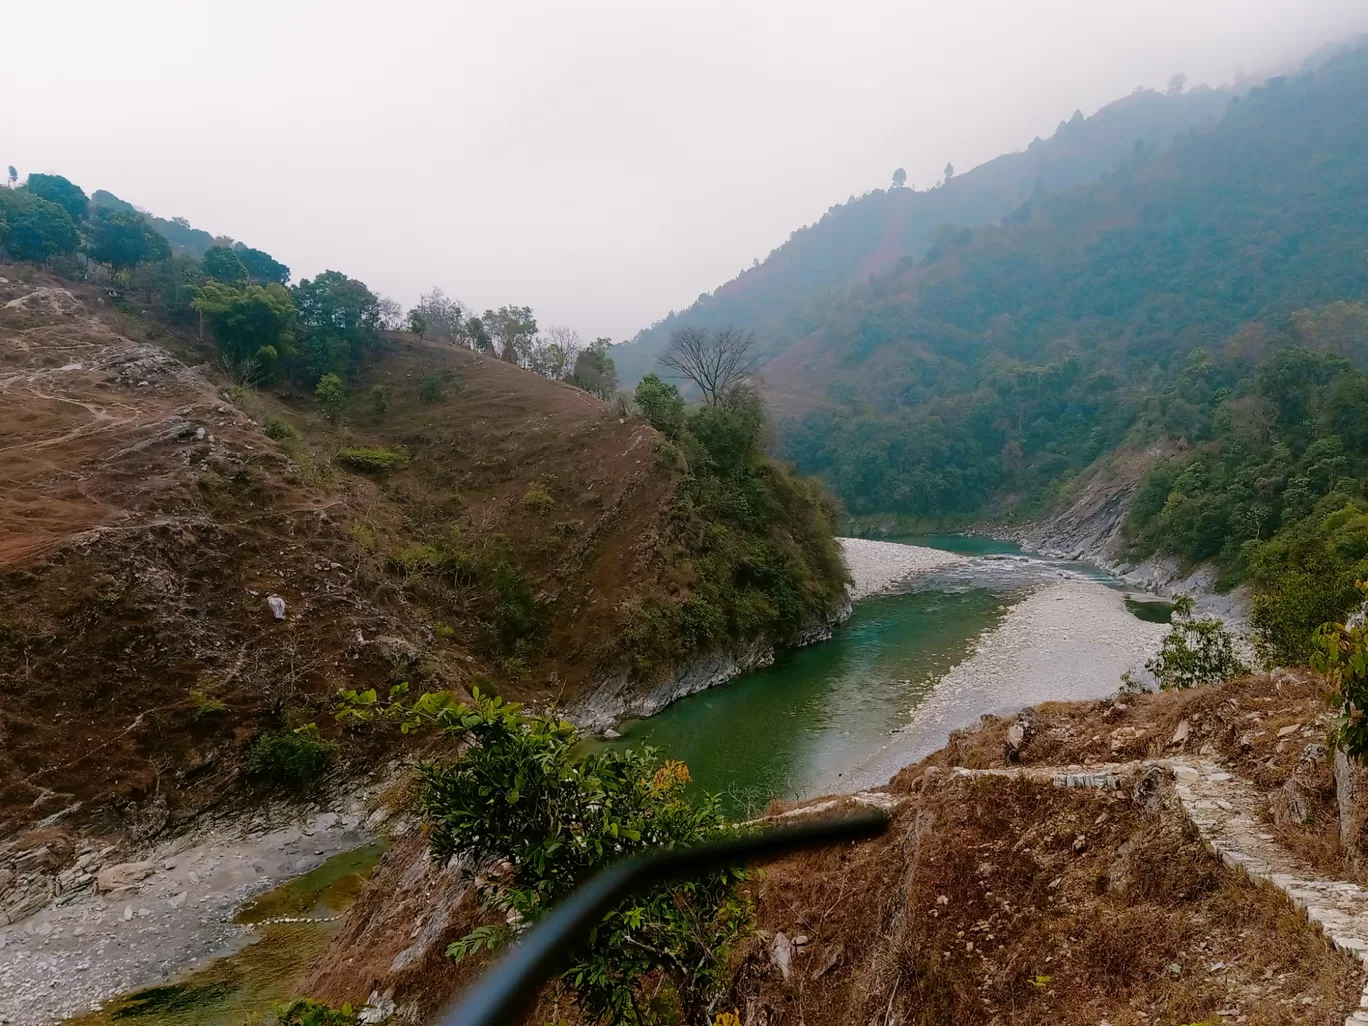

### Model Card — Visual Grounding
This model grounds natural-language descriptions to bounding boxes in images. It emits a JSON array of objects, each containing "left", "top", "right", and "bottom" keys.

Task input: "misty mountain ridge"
[{"left": 613, "top": 75, "right": 1238, "bottom": 386}]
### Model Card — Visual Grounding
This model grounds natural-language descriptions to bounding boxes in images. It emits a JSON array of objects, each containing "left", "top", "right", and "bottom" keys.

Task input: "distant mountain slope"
[
  {"left": 92, "top": 188, "right": 220, "bottom": 258},
  {"left": 613, "top": 83, "right": 1234, "bottom": 386},
  {"left": 773, "top": 42, "right": 1368, "bottom": 521}
]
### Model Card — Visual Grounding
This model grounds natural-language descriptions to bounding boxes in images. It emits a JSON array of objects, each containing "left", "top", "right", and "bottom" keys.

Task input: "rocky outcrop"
[{"left": 568, "top": 603, "right": 851, "bottom": 733}]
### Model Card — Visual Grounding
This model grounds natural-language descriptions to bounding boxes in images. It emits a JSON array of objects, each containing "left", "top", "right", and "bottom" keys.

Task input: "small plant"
[
  {"left": 334, "top": 446, "right": 412, "bottom": 473},
  {"left": 263, "top": 416, "right": 297, "bottom": 441},
  {"left": 245, "top": 724, "right": 338, "bottom": 788},
  {"left": 315, "top": 373, "right": 346, "bottom": 425},
  {"left": 1310, "top": 582, "right": 1368, "bottom": 762},
  {"left": 521, "top": 485, "right": 554, "bottom": 515},
  {"left": 419, "top": 373, "right": 444, "bottom": 403},
  {"left": 347, "top": 522, "right": 378, "bottom": 551},
  {"left": 190, "top": 689, "right": 228, "bottom": 721},
  {"left": 275, "top": 999, "right": 359, "bottom": 1026},
  {"left": 369, "top": 385, "right": 389, "bottom": 417},
  {"left": 434, "top": 621, "right": 455, "bottom": 639},
  {"left": 388, "top": 540, "right": 476, "bottom": 587},
  {"left": 1138, "top": 594, "right": 1248, "bottom": 691}
]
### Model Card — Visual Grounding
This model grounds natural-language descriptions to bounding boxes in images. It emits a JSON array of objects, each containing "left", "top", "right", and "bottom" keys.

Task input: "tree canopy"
[
  {"left": 24, "top": 173, "right": 88, "bottom": 222},
  {"left": 88, "top": 206, "right": 171, "bottom": 271},
  {"left": 0, "top": 189, "right": 80, "bottom": 262}
]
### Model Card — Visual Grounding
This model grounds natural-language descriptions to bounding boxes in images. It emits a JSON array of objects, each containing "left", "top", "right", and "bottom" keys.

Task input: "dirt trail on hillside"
[{"left": 0, "top": 279, "right": 226, "bottom": 567}]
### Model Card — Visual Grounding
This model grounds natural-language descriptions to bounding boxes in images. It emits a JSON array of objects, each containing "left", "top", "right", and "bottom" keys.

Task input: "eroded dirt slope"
[{"left": 0, "top": 264, "right": 685, "bottom": 849}]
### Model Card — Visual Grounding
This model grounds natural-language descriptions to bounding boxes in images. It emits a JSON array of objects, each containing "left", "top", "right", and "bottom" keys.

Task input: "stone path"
[{"left": 941, "top": 759, "right": 1368, "bottom": 1026}]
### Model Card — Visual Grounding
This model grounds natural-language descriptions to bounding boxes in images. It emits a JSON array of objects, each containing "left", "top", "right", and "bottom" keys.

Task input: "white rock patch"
[{"left": 839, "top": 537, "right": 969, "bottom": 601}]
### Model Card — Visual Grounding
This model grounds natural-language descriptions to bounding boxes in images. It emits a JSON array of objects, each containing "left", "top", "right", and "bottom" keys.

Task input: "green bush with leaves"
[
  {"left": 335, "top": 445, "right": 411, "bottom": 473},
  {"left": 315, "top": 373, "right": 346, "bottom": 424},
  {"left": 1310, "top": 584, "right": 1368, "bottom": 762},
  {"left": 341, "top": 687, "right": 752, "bottom": 1024},
  {"left": 388, "top": 541, "right": 476, "bottom": 585},
  {"left": 1130, "top": 595, "right": 1248, "bottom": 691},
  {"left": 263, "top": 416, "right": 298, "bottom": 441},
  {"left": 634, "top": 373, "right": 686, "bottom": 438},
  {"left": 245, "top": 725, "right": 338, "bottom": 787},
  {"left": 419, "top": 373, "right": 445, "bottom": 403},
  {"left": 275, "top": 998, "right": 359, "bottom": 1026}
]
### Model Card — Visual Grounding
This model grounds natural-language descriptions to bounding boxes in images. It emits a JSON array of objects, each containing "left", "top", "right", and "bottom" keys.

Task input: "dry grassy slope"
[
  {"left": 0, "top": 262, "right": 691, "bottom": 847},
  {"left": 297, "top": 673, "right": 1364, "bottom": 1026}
]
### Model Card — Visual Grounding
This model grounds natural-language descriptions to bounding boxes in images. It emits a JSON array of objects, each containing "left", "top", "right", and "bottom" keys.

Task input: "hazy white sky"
[{"left": 2, "top": 1, "right": 1365, "bottom": 340}]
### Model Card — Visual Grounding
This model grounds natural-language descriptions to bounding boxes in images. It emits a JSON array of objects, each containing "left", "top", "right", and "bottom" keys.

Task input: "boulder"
[
  {"left": 267, "top": 595, "right": 287, "bottom": 620},
  {"left": 1279, "top": 743, "right": 1328, "bottom": 826},
  {"left": 1334, "top": 747, "right": 1368, "bottom": 866},
  {"left": 770, "top": 931, "right": 793, "bottom": 980},
  {"left": 96, "top": 860, "right": 156, "bottom": 893}
]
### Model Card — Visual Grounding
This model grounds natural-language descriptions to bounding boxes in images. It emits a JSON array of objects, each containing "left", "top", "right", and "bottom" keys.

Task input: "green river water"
[{"left": 608, "top": 535, "right": 1138, "bottom": 816}]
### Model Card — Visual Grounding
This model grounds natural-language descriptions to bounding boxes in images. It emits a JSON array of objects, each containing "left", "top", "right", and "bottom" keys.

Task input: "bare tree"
[
  {"left": 661, "top": 326, "right": 758, "bottom": 405},
  {"left": 376, "top": 295, "right": 405, "bottom": 331},
  {"left": 534, "top": 326, "right": 583, "bottom": 380}
]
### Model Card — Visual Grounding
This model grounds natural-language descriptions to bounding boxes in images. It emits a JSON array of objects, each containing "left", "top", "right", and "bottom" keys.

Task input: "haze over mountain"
[{"left": 3, "top": 1, "right": 1365, "bottom": 342}]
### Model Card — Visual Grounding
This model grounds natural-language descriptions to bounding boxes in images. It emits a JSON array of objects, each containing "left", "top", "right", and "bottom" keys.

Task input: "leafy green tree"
[
  {"left": 0, "top": 189, "right": 80, "bottom": 262},
  {"left": 635, "top": 373, "right": 686, "bottom": 438},
  {"left": 88, "top": 206, "right": 170, "bottom": 272},
  {"left": 891, "top": 167, "right": 907, "bottom": 189},
  {"left": 292, "top": 271, "right": 382, "bottom": 381},
  {"left": 407, "top": 308, "right": 428, "bottom": 338},
  {"left": 192, "top": 281, "right": 296, "bottom": 378},
  {"left": 484, "top": 304, "right": 538, "bottom": 365},
  {"left": 233, "top": 244, "right": 290, "bottom": 284},
  {"left": 1310, "top": 584, "right": 1368, "bottom": 763},
  {"left": 315, "top": 372, "right": 346, "bottom": 424},
  {"left": 1129, "top": 595, "right": 1247, "bottom": 690},
  {"left": 202, "top": 245, "right": 250, "bottom": 285},
  {"left": 24, "top": 173, "right": 88, "bottom": 221},
  {"left": 572, "top": 338, "right": 619, "bottom": 400},
  {"left": 464, "top": 315, "right": 492, "bottom": 352},
  {"left": 5, "top": 166, "right": 15, "bottom": 188},
  {"left": 338, "top": 687, "right": 752, "bottom": 1025}
]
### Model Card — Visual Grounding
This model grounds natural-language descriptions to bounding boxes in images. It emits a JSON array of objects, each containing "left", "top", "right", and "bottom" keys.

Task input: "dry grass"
[{"left": 734, "top": 773, "right": 1360, "bottom": 1026}]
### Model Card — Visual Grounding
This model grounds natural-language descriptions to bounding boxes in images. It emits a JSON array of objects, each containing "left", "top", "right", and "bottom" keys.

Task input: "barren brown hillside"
[{"left": 0, "top": 262, "right": 695, "bottom": 843}]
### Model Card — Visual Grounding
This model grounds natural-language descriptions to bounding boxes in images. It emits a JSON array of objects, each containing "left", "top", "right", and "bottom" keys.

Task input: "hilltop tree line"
[{"left": 0, "top": 171, "right": 618, "bottom": 401}]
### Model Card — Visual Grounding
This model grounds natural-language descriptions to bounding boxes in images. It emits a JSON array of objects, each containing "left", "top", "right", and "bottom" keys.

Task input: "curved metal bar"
[{"left": 440, "top": 809, "right": 891, "bottom": 1026}]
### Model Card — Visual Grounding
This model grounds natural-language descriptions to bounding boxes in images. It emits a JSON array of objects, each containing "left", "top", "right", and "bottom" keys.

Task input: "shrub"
[
  {"left": 245, "top": 725, "right": 337, "bottom": 787},
  {"left": 347, "top": 522, "right": 378, "bottom": 550},
  {"left": 388, "top": 541, "right": 476, "bottom": 585},
  {"left": 490, "top": 558, "right": 540, "bottom": 650},
  {"left": 190, "top": 689, "right": 228, "bottom": 721},
  {"left": 1309, "top": 581, "right": 1368, "bottom": 762},
  {"left": 263, "top": 416, "right": 297, "bottom": 441},
  {"left": 276, "top": 999, "right": 358, "bottom": 1026},
  {"left": 635, "top": 373, "right": 686, "bottom": 438},
  {"left": 419, "top": 373, "right": 444, "bottom": 403},
  {"left": 370, "top": 385, "right": 389, "bottom": 416},
  {"left": 372, "top": 688, "right": 752, "bottom": 1024},
  {"left": 335, "top": 445, "right": 412, "bottom": 473},
  {"left": 315, "top": 373, "right": 345, "bottom": 424},
  {"left": 521, "top": 486, "right": 554, "bottom": 515},
  {"left": 1137, "top": 595, "right": 1248, "bottom": 690}
]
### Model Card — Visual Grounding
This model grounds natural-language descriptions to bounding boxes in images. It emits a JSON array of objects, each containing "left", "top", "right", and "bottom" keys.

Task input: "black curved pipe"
[{"left": 439, "top": 808, "right": 891, "bottom": 1026}]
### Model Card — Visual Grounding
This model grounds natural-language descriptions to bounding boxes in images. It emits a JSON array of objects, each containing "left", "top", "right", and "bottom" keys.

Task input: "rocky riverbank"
[
  {"left": 0, "top": 792, "right": 385, "bottom": 1026},
  {"left": 846, "top": 578, "right": 1168, "bottom": 788},
  {"left": 838, "top": 537, "right": 970, "bottom": 600}
]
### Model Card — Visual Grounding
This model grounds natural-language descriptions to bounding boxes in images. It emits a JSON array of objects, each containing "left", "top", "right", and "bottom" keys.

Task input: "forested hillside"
[
  {"left": 613, "top": 80, "right": 1234, "bottom": 386},
  {"left": 768, "top": 41, "right": 1368, "bottom": 653}
]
